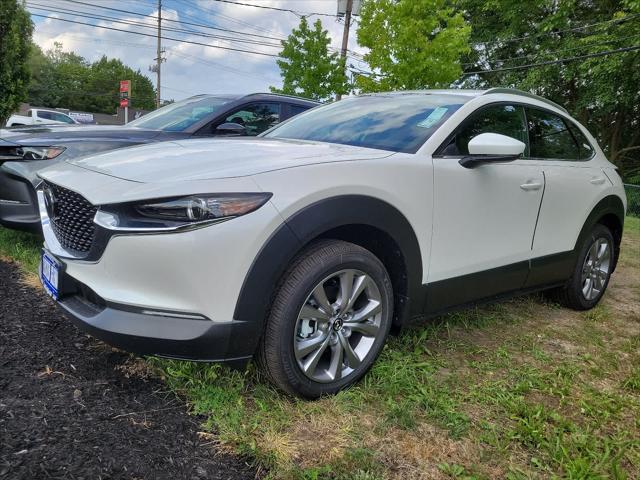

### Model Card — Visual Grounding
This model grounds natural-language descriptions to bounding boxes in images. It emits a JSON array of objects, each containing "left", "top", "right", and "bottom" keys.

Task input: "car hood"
[
  {"left": 0, "top": 124, "right": 164, "bottom": 144},
  {"left": 62, "top": 137, "right": 395, "bottom": 182}
]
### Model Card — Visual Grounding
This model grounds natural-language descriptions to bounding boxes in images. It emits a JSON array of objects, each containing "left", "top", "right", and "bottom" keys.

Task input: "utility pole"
[
  {"left": 336, "top": 0, "right": 353, "bottom": 101},
  {"left": 155, "top": 0, "right": 162, "bottom": 108}
]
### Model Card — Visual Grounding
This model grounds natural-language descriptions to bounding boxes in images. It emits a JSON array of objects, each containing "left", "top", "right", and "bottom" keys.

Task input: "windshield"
[
  {"left": 128, "top": 95, "right": 236, "bottom": 132},
  {"left": 265, "top": 94, "right": 466, "bottom": 153}
]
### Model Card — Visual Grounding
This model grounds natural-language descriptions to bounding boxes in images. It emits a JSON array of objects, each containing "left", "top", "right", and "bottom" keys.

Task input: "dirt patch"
[
  {"left": 0, "top": 260, "right": 257, "bottom": 480},
  {"left": 364, "top": 422, "right": 494, "bottom": 480}
]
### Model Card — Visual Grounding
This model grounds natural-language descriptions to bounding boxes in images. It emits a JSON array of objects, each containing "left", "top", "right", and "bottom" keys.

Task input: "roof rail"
[
  {"left": 482, "top": 88, "right": 568, "bottom": 113},
  {"left": 243, "top": 92, "right": 320, "bottom": 103}
]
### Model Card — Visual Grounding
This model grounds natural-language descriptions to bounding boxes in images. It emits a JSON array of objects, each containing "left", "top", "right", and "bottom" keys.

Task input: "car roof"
[
  {"left": 362, "top": 88, "right": 567, "bottom": 113},
  {"left": 30, "top": 108, "right": 72, "bottom": 114},
  {"left": 187, "top": 93, "right": 320, "bottom": 106}
]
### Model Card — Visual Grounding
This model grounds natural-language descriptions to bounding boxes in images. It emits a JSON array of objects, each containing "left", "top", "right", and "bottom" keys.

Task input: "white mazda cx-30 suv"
[{"left": 37, "top": 89, "right": 627, "bottom": 398}]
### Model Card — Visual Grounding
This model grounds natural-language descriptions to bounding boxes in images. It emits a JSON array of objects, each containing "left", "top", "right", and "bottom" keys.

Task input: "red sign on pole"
[
  {"left": 119, "top": 80, "right": 130, "bottom": 93},
  {"left": 120, "top": 98, "right": 129, "bottom": 108}
]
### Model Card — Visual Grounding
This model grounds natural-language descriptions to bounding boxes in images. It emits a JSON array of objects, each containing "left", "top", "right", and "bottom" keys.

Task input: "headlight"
[
  {"left": 94, "top": 193, "right": 272, "bottom": 232},
  {"left": 19, "top": 146, "right": 66, "bottom": 160},
  {"left": 134, "top": 194, "right": 271, "bottom": 222}
]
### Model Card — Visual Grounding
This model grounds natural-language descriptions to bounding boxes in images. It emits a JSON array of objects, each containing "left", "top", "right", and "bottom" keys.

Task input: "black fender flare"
[
  {"left": 573, "top": 194, "right": 625, "bottom": 270},
  {"left": 229, "top": 195, "right": 423, "bottom": 357}
]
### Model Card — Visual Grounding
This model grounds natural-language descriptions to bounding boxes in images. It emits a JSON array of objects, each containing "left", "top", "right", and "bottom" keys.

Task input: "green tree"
[
  {"left": 28, "top": 42, "right": 90, "bottom": 110},
  {"left": 457, "top": 0, "right": 640, "bottom": 180},
  {"left": 0, "top": 0, "right": 33, "bottom": 125},
  {"left": 356, "top": 0, "right": 471, "bottom": 92},
  {"left": 27, "top": 43, "right": 156, "bottom": 113},
  {"left": 85, "top": 56, "right": 156, "bottom": 112},
  {"left": 271, "top": 17, "right": 349, "bottom": 101}
]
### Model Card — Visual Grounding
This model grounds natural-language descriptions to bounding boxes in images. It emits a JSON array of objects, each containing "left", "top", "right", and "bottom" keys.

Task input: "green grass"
[
  {"left": 2, "top": 218, "right": 639, "bottom": 479},
  {"left": 0, "top": 227, "right": 41, "bottom": 272}
]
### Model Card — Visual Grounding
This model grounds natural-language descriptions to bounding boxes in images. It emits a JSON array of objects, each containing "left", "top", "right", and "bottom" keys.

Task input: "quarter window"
[
  {"left": 290, "top": 104, "right": 311, "bottom": 116},
  {"left": 222, "top": 103, "right": 280, "bottom": 136},
  {"left": 439, "top": 104, "right": 527, "bottom": 156},
  {"left": 567, "top": 122, "right": 594, "bottom": 160},
  {"left": 525, "top": 108, "right": 579, "bottom": 160}
]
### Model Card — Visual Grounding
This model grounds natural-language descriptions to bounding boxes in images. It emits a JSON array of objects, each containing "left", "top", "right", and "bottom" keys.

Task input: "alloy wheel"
[
  {"left": 293, "top": 269, "right": 383, "bottom": 383},
  {"left": 580, "top": 237, "right": 611, "bottom": 301}
]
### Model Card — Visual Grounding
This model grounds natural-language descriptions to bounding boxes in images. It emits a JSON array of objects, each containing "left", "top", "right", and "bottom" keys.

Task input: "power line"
[
  {"left": 463, "top": 33, "right": 640, "bottom": 67},
  {"left": 474, "top": 13, "right": 640, "bottom": 47},
  {"left": 27, "top": 3, "right": 283, "bottom": 48},
  {"left": 55, "top": 0, "right": 364, "bottom": 59},
  {"left": 58, "top": 0, "right": 286, "bottom": 41},
  {"left": 169, "top": 50, "right": 273, "bottom": 82},
  {"left": 25, "top": 28, "right": 272, "bottom": 84},
  {"left": 464, "top": 44, "right": 640, "bottom": 75},
  {"left": 208, "top": 0, "right": 337, "bottom": 18},
  {"left": 166, "top": 0, "right": 366, "bottom": 59},
  {"left": 30, "top": 13, "right": 279, "bottom": 57},
  {"left": 170, "top": 0, "right": 288, "bottom": 40}
]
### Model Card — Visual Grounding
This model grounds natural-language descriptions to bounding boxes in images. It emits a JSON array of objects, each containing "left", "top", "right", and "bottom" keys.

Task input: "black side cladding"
[{"left": 232, "top": 195, "right": 424, "bottom": 355}]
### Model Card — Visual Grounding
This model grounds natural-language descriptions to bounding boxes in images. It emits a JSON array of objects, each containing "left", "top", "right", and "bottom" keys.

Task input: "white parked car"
[
  {"left": 36, "top": 89, "right": 627, "bottom": 398},
  {"left": 5, "top": 108, "right": 78, "bottom": 127}
]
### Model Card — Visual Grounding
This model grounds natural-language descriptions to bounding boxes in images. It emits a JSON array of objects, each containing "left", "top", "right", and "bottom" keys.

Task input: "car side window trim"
[
  {"left": 196, "top": 101, "right": 282, "bottom": 136},
  {"left": 433, "top": 101, "right": 529, "bottom": 158},
  {"left": 522, "top": 106, "right": 595, "bottom": 162},
  {"left": 433, "top": 101, "right": 595, "bottom": 162},
  {"left": 566, "top": 120, "right": 596, "bottom": 161},
  {"left": 523, "top": 105, "right": 580, "bottom": 162}
]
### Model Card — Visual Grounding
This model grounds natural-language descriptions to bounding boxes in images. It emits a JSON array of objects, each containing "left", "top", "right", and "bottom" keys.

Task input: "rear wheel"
[
  {"left": 257, "top": 240, "right": 393, "bottom": 398},
  {"left": 551, "top": 224, "right": 615, "bottom": 310}
]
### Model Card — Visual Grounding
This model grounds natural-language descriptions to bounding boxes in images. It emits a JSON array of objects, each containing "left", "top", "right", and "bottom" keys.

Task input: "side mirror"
[
  {"left": 215, "top": 122, "right": 246, "bottom": 136},
  {"left": 460, "top": 133, "right": 526, "bottom": 169}
]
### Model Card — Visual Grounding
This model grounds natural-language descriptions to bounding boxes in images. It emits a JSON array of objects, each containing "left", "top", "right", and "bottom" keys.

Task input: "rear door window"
[{"left": 525, "top": 108, "right": 580, "bottom": 160}]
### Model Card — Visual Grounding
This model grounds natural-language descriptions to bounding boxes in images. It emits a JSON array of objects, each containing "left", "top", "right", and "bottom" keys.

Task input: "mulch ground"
[{"left": 0, "top": 260, "right": 257, "bottom": 480}]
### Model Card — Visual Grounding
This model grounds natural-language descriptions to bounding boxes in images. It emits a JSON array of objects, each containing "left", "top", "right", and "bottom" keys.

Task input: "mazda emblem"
[{"left": 43, "top": 185, "right": 58, "bottom": 218}]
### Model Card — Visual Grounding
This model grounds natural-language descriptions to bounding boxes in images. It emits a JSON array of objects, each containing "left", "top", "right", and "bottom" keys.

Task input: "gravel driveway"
[{"left": 0, "top": 260, "right": 256, "bottom": 480}]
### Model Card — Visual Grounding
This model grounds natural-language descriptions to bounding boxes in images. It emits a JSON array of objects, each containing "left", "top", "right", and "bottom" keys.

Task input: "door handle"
[
  {"left": 590, "top": 177, "right": 606, "bottom": 185},
  {"left": 520, "top": 182, "right": 542, "bottom": 191}
]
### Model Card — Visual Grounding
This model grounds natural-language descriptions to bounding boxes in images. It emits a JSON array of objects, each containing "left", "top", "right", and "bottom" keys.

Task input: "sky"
[{"left": 27, "top": 0, "right": 368, "bottom": 102}]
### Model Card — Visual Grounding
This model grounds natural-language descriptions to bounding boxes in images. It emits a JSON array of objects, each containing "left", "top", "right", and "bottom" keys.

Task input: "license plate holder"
[{"left": 40, "top": 250, "right": 61, "bottom": 300}]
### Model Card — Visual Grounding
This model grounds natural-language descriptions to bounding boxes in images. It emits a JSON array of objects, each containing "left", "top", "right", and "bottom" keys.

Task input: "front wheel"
[
  {"left": 257, "top": 240, "right": 393, "bottom": 398},
  {"left": 552, "top": 224, "right": 615, "bottom": 310}
]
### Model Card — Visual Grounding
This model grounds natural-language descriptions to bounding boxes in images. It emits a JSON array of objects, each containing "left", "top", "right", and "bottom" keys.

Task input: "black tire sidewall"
[
  {"left": 268, "top": 242, "right": 393, "bottom": 398},
  {"left": 569, "top": 224, "right": 614, "bottom": 309}
]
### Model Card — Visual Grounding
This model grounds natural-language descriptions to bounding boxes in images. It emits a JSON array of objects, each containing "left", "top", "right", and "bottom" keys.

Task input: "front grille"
[{"left": 45, "top": 183, "right": 97, "bottom": 253}]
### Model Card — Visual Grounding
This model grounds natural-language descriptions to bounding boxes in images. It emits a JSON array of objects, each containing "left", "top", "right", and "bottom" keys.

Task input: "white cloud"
[{"left": 28, "top": 0, "right": 367, "bottom": 101}]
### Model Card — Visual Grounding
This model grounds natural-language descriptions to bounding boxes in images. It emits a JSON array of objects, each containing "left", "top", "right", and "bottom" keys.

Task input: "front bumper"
[
  {"left": 36, "top": 173, "right": 284, "bottom": 363},
  {"left": 47, "top": 264, "right": 257, "bottom": 364},
  {"left": 58, "top": 294, "right": 255, "bottom": 364},
  {"left": 0, "top": 167, "right": 41, "bottom": 232}
]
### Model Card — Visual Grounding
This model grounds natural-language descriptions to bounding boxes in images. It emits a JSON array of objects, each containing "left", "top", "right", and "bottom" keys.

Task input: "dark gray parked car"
[{"left": 0, "top": 93, "right": 318, "bottom": 232}]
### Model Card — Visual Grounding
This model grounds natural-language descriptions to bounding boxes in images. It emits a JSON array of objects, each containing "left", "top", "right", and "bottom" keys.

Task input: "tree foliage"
[
  {"left": 271, "top": 17, "right": 349, "bottom": 101},
  {"left": 356, "top": 0, "right": 471, "bottom": 92},
  {"left": 0, "top": 0, "right": 33, "bottom": 125},
  {"left": 457, "top": 0, "right": 640, "bottom": 181},
  {"left": 27, "top": 43, "right": 156, "bottom": 113}
]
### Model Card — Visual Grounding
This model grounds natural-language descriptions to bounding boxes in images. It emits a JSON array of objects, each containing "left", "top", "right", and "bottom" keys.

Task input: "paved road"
[{"left": 0, "top": 260, "right": 256, "bottom": 480}]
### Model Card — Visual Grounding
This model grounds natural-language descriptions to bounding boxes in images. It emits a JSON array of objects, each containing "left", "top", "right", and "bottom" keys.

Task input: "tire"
[
  {"left": 551, "top": 224, "right": 615, "bottom": 310},
  {"left": 256, "top": 239, "right": 394, "bottom": 398}
]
